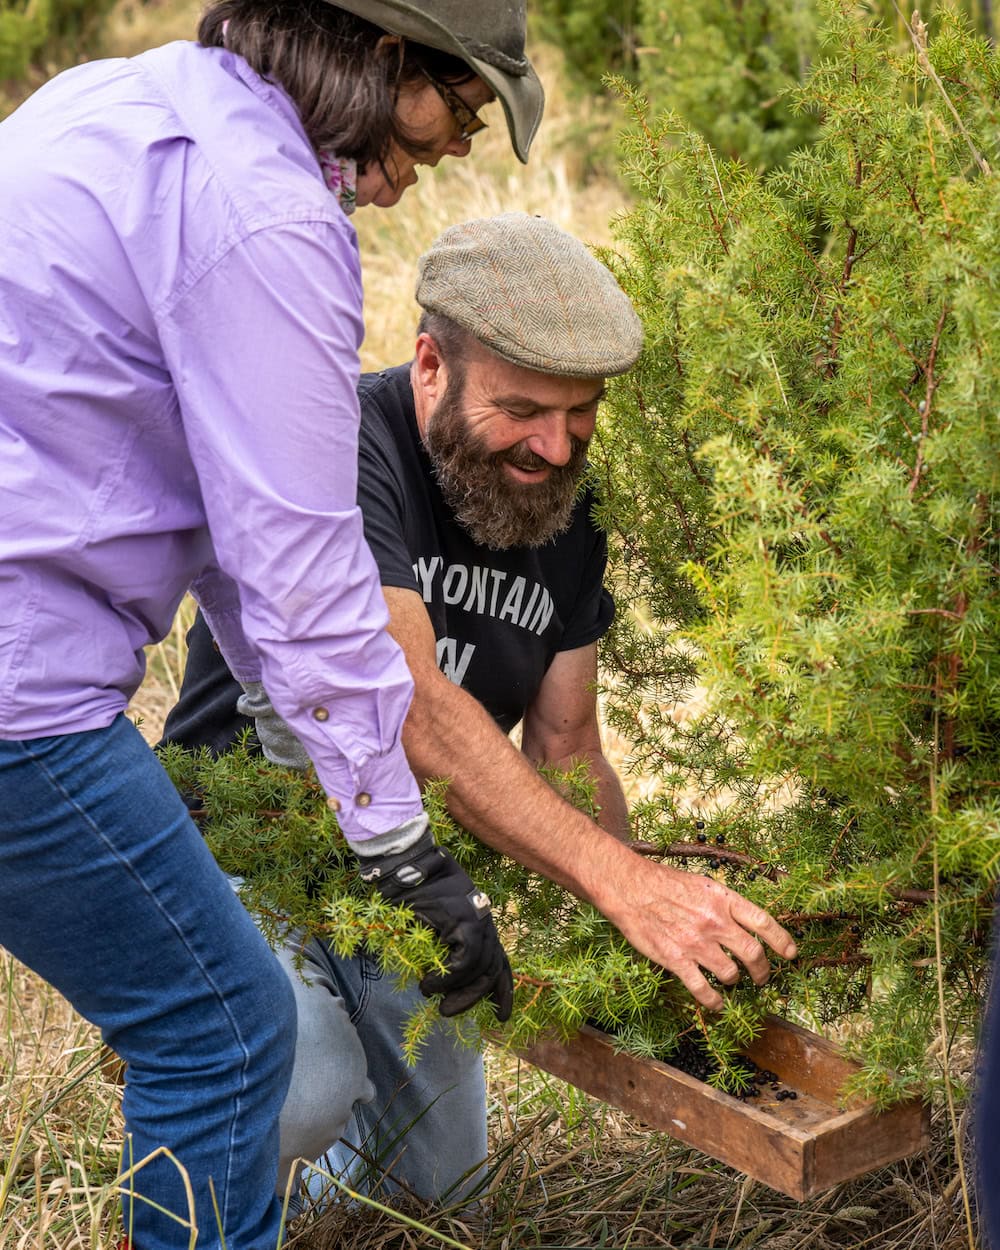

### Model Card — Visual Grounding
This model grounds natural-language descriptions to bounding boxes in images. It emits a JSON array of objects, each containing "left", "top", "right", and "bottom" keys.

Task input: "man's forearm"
[{"left": 402, "top": 675, "right": 632, "bottom": 904}]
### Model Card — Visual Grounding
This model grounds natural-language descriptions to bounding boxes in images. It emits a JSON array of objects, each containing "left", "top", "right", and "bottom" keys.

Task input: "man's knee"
[{"left": 275, "top": 939, "right": 374, "bottom": 1182}]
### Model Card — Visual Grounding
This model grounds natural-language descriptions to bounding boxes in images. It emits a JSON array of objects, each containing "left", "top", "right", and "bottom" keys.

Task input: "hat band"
[{"left": 457, "top": 37, "right": 529, "bottom": 77}]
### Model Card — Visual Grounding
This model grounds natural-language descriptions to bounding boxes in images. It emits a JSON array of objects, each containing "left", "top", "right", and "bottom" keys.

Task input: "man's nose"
[{"left": 525, "top": 417, "right": 572, "bottom": 467}]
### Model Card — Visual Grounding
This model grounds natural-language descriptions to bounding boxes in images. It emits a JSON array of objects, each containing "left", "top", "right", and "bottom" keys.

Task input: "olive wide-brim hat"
[{"left": 326, "top": 0, "right": 544, "bottom": 162}]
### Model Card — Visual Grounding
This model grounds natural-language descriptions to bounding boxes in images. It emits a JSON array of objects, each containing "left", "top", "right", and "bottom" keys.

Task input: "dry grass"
[
  {"left": 1, "top": 957, "right": 125, "bottom": 1246},
  {"left": 0, "top": 2, "right": 979, "bottom": 1246},
  {"left": 289, "top": 1099, "right": 976, "bottom": 1250}
]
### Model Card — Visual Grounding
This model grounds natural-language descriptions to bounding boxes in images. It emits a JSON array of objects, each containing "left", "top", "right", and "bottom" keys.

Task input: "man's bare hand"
[{"left": 602, "top": 856, "right": 797, "bottom": 1011}]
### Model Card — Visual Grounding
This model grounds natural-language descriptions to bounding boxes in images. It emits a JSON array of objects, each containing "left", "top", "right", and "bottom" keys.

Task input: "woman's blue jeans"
[
  {"left": 978, "top": 923, "right": 1000, "bottom": 1248},
  {"left": 0, "top": 715, "right": 297, "bottom": 1249}
]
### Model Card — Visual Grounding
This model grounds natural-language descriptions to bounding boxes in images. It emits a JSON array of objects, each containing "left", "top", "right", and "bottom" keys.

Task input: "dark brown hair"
[{"left": 199, "top": 0, "right": 475, "bottom": 172}]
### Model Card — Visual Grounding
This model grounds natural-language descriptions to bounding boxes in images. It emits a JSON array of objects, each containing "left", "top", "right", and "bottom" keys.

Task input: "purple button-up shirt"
[{"left": 0, "top": 41, "right": 422, "bottom": 842}]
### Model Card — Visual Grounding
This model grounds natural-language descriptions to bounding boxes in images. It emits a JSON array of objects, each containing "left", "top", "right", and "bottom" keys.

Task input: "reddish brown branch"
[
  {"left": 907, "top": 607, "right": 964, "bottom": 622},
  {"left": 514, "top": 973, "right": 556, "bottom": 989},
  {"left": 908, "top": 303, "right": 950, "bottom": 496},
  {"left": 632, "top": 839, "right": 766, "bottom": 871}
]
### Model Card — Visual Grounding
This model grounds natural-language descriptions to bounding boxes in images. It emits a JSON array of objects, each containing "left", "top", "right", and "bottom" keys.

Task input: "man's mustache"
[{"left": 496, "top": 439, "right": 587, "bottom": 474}]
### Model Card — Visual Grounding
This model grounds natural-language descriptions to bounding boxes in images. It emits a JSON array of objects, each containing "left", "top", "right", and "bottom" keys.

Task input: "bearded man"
[{"left": 162, "top": 213, "right": 796, "bottom": 1209}]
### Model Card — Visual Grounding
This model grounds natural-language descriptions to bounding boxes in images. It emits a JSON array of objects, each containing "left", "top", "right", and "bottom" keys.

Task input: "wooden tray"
[{"left": 512, "top": 1015, "right": 930, "bottom": 1200}]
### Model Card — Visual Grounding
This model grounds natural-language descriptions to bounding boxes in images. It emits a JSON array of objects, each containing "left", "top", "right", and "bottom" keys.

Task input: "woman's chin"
[{"left": 355, "top": 168, "right": 417, "bottom": 210}]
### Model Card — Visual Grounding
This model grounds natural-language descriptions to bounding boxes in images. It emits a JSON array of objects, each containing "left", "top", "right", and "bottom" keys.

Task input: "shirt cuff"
[{"left": 309, "top": 736, "right": 424, "bottom": 844}]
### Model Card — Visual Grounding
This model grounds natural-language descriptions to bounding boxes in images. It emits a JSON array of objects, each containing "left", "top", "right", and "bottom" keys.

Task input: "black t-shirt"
[{"left": 160, "top": 364, "right": 614, "bottom": 752}]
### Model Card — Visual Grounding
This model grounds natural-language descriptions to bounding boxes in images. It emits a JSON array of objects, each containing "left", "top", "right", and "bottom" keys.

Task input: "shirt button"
[
  {"left": 355, "top": 792, "right": 372, "bottom": 808},
  {"left": 312, "top": 707, "right": 329, "bottom": 722},
  {"left": 326, "top": 796, "right": 341, "bottom": 814}
]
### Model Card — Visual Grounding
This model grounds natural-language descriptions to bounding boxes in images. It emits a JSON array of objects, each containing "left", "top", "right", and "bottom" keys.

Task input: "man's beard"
[{"left": 424, "top": 378, "right": 590, "bottom": 551}]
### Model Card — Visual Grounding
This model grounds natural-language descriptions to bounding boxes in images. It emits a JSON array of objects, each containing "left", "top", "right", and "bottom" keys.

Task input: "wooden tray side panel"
[
  {"left": 806, "top": 1101, "right": 932, "bottom": 1196},
  {"left": 516, "top": 1026, "right": 810, "bottom": 1200}
]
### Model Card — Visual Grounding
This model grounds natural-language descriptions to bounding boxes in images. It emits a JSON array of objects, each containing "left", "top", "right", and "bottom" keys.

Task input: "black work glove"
[{"left": 357, "top": 831, "right": 514, "bottom": 1021}]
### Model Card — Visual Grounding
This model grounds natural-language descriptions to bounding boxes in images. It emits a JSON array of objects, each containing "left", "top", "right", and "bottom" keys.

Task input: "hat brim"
[
  {"left": 465, "top": 54, "right": 543, "bottom": 165},
  {"left": 322, "top": 0, "right": 544, "bottom": 162}
]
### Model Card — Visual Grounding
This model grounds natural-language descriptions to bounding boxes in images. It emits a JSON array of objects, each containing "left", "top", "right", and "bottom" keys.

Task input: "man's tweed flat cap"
[{"left": 415, "top": 213, "right": 643, "bottom": 377}]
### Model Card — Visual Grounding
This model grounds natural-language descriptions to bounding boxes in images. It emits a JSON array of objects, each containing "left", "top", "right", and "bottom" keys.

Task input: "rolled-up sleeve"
[{"left": 159, "top": 219, "right": 422, "bottom": 842}]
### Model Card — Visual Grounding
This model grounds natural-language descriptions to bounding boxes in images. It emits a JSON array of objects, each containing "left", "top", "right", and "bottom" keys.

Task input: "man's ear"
[{"left": 413, "top": 332, "right": 447, "bottom": 403}]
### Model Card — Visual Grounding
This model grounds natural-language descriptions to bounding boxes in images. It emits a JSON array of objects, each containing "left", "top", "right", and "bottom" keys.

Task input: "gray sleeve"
[{"left": 236, "top": 681, "right": 312, "bottom": 770}]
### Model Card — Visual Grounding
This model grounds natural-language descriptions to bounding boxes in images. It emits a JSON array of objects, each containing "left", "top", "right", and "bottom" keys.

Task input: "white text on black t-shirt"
[{"left": 412, "top": 556, "right": 556, "bottom": 636}]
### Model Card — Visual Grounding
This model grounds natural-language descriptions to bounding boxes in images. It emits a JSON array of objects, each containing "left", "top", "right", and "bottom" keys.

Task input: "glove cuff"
[{"left": 355, "top": 827, "right": 435, "bottom": 885}]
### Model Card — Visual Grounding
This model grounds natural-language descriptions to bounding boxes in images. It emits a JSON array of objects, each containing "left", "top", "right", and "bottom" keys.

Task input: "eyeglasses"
[{"left": 419, "top": 67, "right": 488, "bottom": 144}]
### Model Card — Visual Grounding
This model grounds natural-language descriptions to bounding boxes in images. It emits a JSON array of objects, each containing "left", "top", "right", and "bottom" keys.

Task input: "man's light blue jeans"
[
  {"left": 0, "top": 715, "right": 297, "bottom": 1250},
  {"left": 275, "top": 933, "right": 488, "bottom": 1210}
]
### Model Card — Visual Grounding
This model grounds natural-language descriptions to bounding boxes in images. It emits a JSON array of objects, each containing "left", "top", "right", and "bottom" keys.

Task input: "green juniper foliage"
[
  {"left": 636, "top": 0, "right": 822, "bottom": 172},
  {"left": 532, "top": 0, "right": 639, "bottom": 87},
  {"left": 540, "top": 1, "right": 995, "bottom": 175},
  {"left": 0, "top": 0, "right": 114, "bottom": 84},
  {"left": 638, "top": 1, "right": 999, "bottom": 173},
  {"left": 594, "top": 2, "right": 1000, "bottom": 1102}
]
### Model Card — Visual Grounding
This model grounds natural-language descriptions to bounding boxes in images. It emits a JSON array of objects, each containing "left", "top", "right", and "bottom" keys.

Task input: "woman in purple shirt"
[{"left": 0, "top": 2, "right": 541, "bottom": 1246}]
